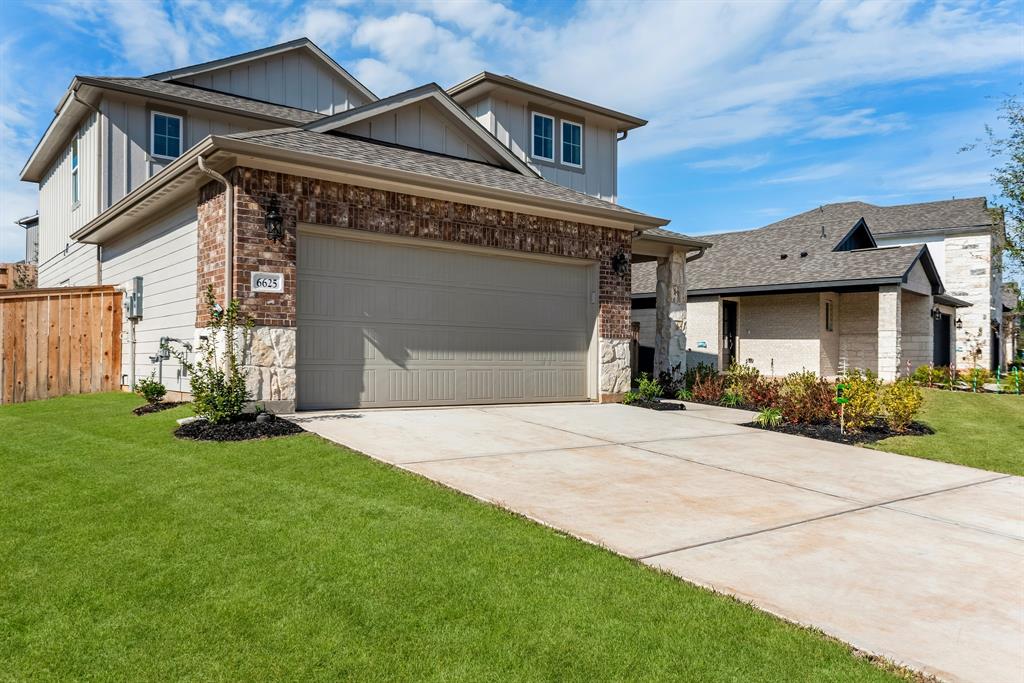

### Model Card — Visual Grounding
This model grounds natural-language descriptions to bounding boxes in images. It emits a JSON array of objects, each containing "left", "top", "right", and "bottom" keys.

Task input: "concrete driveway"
[{"left": 292, "top": 402, "right": 1024, "bottom": 683}]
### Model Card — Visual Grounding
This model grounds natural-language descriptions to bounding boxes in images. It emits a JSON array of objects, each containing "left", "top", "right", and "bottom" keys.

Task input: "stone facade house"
[
  {"left": 632, "top": 204, "right": 980, "bottom": 381},
  {"left": 20, "top": 38, "right": 705, "bottom": 410}
]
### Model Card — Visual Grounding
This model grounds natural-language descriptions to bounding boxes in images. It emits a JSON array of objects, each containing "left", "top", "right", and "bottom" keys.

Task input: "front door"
[
  {"left": 722, "top": 300, "right": 738, "bottom": 368},
  {"left": 933, "top": 314, "right": 951, "bottom": 367}
]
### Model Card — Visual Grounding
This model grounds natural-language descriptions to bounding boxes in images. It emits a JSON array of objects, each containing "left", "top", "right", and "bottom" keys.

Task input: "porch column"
[
  {"left": 877, "top": 285, "right": 902, "bottom": 381},
  {"left": 654, "top": 248, "right": 687, "bottom": 381}
]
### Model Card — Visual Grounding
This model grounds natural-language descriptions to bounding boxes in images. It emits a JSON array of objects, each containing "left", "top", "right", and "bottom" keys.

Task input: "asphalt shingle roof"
[
  {"left": 84, "top": 77, "right": 326, "bottom": 125},
  {"left": 223, "top": 128, "right": 654, "bottom": 218},
  {"left": 632, "top": 198, "right": 994, "bottom": 296}
]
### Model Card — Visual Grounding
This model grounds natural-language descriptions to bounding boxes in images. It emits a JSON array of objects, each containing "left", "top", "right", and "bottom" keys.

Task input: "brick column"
[
  {"left": 877, "top": 285, "right": 902, "bottom": 381},
  {"left": 653, "top": 249, "right": 687, "bottom": 381}
]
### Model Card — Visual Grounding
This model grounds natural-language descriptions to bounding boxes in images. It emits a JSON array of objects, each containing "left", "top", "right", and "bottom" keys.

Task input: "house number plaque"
[{"left": 251, "top": 272, "right": 284, "bottom": 293}]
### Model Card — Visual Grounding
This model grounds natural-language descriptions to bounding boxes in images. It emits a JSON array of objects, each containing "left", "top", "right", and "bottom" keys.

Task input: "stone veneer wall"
[
  {"left": 196, "top": 167, "right": 634, "bottom": 406},
  {"left": 944, "top": 233, "right": 995, "bottom": 369}
]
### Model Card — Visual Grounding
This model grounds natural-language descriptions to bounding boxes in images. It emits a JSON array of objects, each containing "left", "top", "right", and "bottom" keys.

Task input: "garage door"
[{"left": 296, "top": 230, "right": 595, "bottom": 409}]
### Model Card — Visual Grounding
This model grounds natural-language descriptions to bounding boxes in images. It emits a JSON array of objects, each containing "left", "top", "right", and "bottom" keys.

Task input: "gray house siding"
[
  {"left": 101, "top": 203, "right": 198, "bottom": 392},
  {"left": 171, "top": 50, "right": 370, "bottom": 115}
]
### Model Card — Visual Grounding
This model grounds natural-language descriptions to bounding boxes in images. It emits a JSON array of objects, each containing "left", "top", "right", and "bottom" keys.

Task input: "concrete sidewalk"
[{"left": 291, "top": 403, "right": 1024, "bottom": 683}]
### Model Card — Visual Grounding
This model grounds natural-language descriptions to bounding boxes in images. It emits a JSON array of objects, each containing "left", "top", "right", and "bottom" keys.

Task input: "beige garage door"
[{"left": 296, "top": 230, "right": 595, "bottom": 410}]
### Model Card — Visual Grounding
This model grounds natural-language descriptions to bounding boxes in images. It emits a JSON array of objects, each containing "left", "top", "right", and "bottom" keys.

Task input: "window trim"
[
  {"left": 560, "top": 118, "right": 583, "bottom": 168},
  {"left": 70, "top": 134, "right": 80, "bottom": 208},
  {"left": 150, "top": 111, "right": 184, "bottom": 160},
  {"left": 530, "top": 111, "right": 555, "bottom": 162}
]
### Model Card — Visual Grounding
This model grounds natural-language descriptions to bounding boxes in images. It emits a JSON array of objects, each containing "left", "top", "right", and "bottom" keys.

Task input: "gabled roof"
[
  {"left": 633, "top": 216, "right": 945, "bottom": 296},
  {"left": 767, "top": 197, "right": 997, "bottom": 238},
  {"left": 303, "top": 84, "right": 538, "bottom": 177},
  {"left": 147, "top": 37, "right": 377, "bottom": 104},
  {"left": 447, "top": 72, "right": 647, "bottom": 131}
]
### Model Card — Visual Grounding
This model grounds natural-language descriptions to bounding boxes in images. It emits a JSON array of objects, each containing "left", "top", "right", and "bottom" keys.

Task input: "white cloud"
[
  {"left": 276, "top": 5, "right": 354, "bottom": 50},
  {"left": 807, "top": 108, "right": 909, "bottom": 140},
  {"left": 689, "top": 154, "right": 771, "bottom": 172},
  {"left": 352, "top": 57, "right": 415, "bottom": 97},
  {"left": 761, "top": 162, "right": 851, "bottom": 185}
]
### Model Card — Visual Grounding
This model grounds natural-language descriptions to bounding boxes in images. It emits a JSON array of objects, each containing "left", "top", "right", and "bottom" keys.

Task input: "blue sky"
[{"left": 1, "top": 0, "right": 1022, "bottom": 267}]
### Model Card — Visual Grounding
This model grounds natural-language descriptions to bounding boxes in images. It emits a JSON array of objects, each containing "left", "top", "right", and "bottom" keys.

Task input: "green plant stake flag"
[{"left": 835, "top": 382, "right": 849, "bottom": 434}]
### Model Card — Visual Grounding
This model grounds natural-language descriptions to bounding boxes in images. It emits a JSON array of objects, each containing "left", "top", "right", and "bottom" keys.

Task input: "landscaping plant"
[
  {"left": 656, "top": 363, "right": 686, "bottom": 398},
  {"left": 675, "top": 388, "right": 693, "bottom": 401},
  {"left": 691, "top": 372, "right": 727, "bottom": 403},
  {"left": 133, "top": 375, "right": 167, "bottom": 404},
  {"left": 719, "top": 392, "right": 742, "bottom": 407},
  {"left": 171, "top": 286, "right": 253, "bottom": 424},
  {"left": 683, "top": 362, "right": 717, "bottom": 391},
  {"left": 776, "top": 371, "right": 835, "bottom": 424},
  {"left": 754, "top": 407, "right": 783, "bottom": 429},
  {"left": 725, "top": 363, "right": 760, "bottom": 403},
  {"left": 620, "top": 390, "right": 640, "bottom": 405},
  {"left": 636, "top": 373, "right": 663, "bottom": 402},
  {"left": 745, "top": 375, "right": 782, "bottom": 409},
  {"left": 842, "top": 370, "right": 883, "bottom": 432},
  {"left": 911, "top": 364, "right": 948, "bottom": 389},
  {"left": 881, "top": 378, "right": 923, "bottom": 432}
]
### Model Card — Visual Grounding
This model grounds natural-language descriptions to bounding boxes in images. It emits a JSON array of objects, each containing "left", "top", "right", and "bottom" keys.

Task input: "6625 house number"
[{"left": 251, "top": 272, "right": 284, "bottom": 293}]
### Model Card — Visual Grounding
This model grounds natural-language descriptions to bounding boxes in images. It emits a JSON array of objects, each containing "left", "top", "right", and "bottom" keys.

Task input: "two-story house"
[{"left": 20, "top": 38, "right": 705, "bottom": 410}]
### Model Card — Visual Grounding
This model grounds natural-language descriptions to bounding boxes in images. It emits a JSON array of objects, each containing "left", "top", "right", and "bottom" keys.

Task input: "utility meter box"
[{"left": 122, "top": 276, "right": 143, "bottom": 320}]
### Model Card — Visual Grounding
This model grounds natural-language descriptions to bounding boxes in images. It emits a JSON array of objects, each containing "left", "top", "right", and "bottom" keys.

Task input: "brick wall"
[
  {"left": 900, "top": 290, "right": 933, "bottom": 373},
  {"left": 197, "top": 166, "right": 633, "bottom": 337},
  {"left": 735, "top": 293, "right": 821, "bottom": 376},
  {"left": 838, "top": 291, "right": 878, "bottom": 373}
]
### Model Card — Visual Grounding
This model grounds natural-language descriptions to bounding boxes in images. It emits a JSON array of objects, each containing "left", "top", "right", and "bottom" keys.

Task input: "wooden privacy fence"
[{"left": 0, "top": 286, "right": 122, "bottom": 404}]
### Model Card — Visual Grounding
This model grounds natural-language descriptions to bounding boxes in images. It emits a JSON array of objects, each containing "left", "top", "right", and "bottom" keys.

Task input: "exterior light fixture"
[
  {"left": 265, "top": 196, "right": 284, "bottom": 242},
  {"left": 931, "top": 306, "right": 942, "bottom": 321},
  {"left": 955, "top": 316, "right": 963, "bottom": 330},
  {"left": 611, "top": 248, "right": 630, "bottom": 276}
]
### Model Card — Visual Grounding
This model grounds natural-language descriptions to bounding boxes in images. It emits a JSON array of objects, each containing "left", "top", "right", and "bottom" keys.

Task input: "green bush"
[
  {"left": 720, "top": 392, "right": 742, "bottom": 407},
  {"left": 881, "top": 378, "right": 923, "bottom": 432},
  {"left": 636, "top": 373, "right": 662, "bottom": 402},
  {"left": 620, "top": 391, "right": 640, "bottom": 406},
  {"left": 171, "top": 287, "right": 252, "bottom": 424},
  {"left": 777, "top": 371, "right": 835, "bottom": 425},
  {"left": 133, "top": 375, "right": 166, "bottom": 404},
  {"left": 754, "top": 407, "right": 783, "bottom": 429},
  {"left": 911, "top": 364, "right": 948, "bottom": 388},
  {"left": 960, "top": 367, "right": 993, "bottom": 387},
  {"left": 725, "top": 363, "right": 760, "bottom": 403},
  {"left": 675, "top": 388, "right": 693, "bottom": 401},
  {"left": 841, "top": 370, "right": 882, "bottom": 432}
]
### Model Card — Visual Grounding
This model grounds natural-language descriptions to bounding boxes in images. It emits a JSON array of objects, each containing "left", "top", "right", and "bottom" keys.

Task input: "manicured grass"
[
  {"left": 0, "top": 393, "right": 899, "bottom": 682},
  {"left": 869, "top": 388, "right": 1024, "bottom": 475}
]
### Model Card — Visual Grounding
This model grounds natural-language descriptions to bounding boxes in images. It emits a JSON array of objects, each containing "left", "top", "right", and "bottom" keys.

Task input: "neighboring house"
[
  {"left": 633, "top": 208, "right": 974, "bottom": 381},
  {"left": 1004, "top": 282, "right": 1022, "bottom": 365},
  {"left": 19, "top": 38, "right": 704, "bottom": 409},
  {"left": 15, "top": 214, "right": 39, "bottom": 264}
]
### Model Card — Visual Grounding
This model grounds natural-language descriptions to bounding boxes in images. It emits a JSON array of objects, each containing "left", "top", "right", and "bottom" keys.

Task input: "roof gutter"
[{"left": 196, "top": 156, "right": 234, "bottom": 306}]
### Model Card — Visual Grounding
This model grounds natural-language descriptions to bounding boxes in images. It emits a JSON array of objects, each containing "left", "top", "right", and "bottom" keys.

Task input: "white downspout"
[{"left": 196, "top": 156, "right": 233, "bottom": 305}]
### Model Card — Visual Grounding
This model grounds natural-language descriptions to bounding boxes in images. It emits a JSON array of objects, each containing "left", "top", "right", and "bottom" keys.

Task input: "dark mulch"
[
  {"left": 746, "top": 419, "right": 933, "bottom": 446},
  {"left": 133, "top": 402, "right": 187, "bottom": 416},
  {"left": 626, "top": 399, "right": 685, "bottom": 411},
  {"left": 174, "top": 413, "right": 305, "bottom": 441}
]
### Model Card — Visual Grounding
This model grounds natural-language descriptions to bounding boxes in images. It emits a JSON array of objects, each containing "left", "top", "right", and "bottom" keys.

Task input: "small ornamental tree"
[{"left": 171, "top": 286, "right": 252, "bottom": 424}]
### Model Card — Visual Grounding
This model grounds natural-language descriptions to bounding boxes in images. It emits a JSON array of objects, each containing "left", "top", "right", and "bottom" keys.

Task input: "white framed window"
[
  {"left": 561, "top": 119, "right": 583, "bottom": 167},
  {"left": 531, "top": 112, "right": 554, "bottom": 161},
  {"left": 70, "top": 135, "right": 79, "bottom": 206},
  {"left": 151, "top": 111, "right": 183, "bottom": 159}
]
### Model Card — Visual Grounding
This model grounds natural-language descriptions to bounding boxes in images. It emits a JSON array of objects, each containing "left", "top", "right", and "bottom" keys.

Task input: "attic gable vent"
[
  {"left": 800, "top": 251, "right": 808, "bottom": 258},
  {"left": 780, "top": 254, "right": 788, "bottom": 260}
]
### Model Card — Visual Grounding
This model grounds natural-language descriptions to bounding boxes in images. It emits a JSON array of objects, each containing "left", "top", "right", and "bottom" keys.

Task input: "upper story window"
[
  {"left": 70, "top": 135, "right": 79, "bottom": 206},
  {"left": 151, "top": 112, "right": 182, "bottom": 159},
  {"left": 531, "top": 112, "right": 554, "bottom": 162},
  {"left": 561, "top": 120, "right": 582, "bottom": 167}
]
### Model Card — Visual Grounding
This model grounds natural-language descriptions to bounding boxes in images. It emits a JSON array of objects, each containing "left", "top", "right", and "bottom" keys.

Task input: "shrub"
[
  {"left": 841, "top": 370, "right": 883, "bottom": 432},
  {"left": 657, "top": 363, "right": 685, "bottom": 398},
  {"left": 621, "top": 390, "right": 640, "bottom": 405},
  {"left": 745, "top": 376, "right": 782, "bottom": 409},
  {"left": 692, "top": 372, "right": 727, "bottom": 403},
  {"left": 777, "top": 371, "right": 835, "bottom": 425},
  {"left": 725, "top": 363, "right": 760, "bottom": 402},
  {"left": 675, "top": 387, "right": 693, "bottom": 401},
  {"left": 911, "top": 364, "right": 948, "bottom": 388},
  {"left": 881, "top": 378, "right": 923, "bottom": 432},
  {"left": 171, "top": 286, "right": 252, "bottom": 424},
  {"left": 754, "top": 407, "right": 783, "bottom": 429},
  {"left": 636, "top": 373, "right": 662, "bottom": 402},
  {"left": 960, "top": 367, "right": 993, "bottom": 387},
  {"left": 134, "top": 375, "right": 166, "bottom": 404},
  {"left": 684, "top": 362, "right": 718, "bottom": 390},
  {"left": 720, "top": 392, "right": 742, "bottom": 407}
]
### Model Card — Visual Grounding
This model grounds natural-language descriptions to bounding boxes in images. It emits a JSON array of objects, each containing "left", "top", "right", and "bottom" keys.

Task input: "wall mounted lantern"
[
  {"left": 265, "top": 196, "right": 284, "bottom": 242},
  {"left": 931, "top": 305, "right": 942, "bottom": 321},
  {"left": 611, "top": 248, "right": 629, "bottom": 276},
  {"left": 955, "top": 316, "right": 963, "bottom": 330}
]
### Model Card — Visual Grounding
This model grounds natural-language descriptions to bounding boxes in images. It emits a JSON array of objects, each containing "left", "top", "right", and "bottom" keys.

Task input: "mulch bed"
[
  {"left": 625, "top": 399, "right": 685, "bottom": 411},
  {"left": 745, "top": 419, "right": 933, "bottom": 446},
  {"left": 133, "top": 402, "right": 187, "bottom": 416},
  {"left": 174, "top": 413, "right": 305, "bottom": 441}
]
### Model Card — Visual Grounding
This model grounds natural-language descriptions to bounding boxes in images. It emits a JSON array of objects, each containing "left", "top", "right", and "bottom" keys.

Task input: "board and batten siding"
[
  {"left": 464, "top": 94, "right": 618, "bottom": 203},
  {"left": 37, "top": 113, "right": 101, "bottom": 267},
  {"left": 339, "top": 101, "right": 490, "bottom": 163},
  {"left": 171, "top": 50, "right": 370, "bottom": 115},
  {"left": 101, "top": 203, "right": 198, "bottom": 393}
]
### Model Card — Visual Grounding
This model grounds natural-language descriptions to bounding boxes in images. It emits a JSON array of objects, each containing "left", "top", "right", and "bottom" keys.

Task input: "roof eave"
[
  {"left": 634, "top": 277, "right": 905, "bottom": 298},
  {"left": 448, "top": 71, "right": 647, "bottom": 130}
]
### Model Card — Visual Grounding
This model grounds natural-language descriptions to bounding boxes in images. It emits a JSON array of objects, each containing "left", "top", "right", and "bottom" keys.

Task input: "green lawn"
[
  {"left": 869, "top": 388, "right": 1024, "bottom": 475},
  {"left": 0, "top": 393, "right": 900, "bottom": 682}
]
